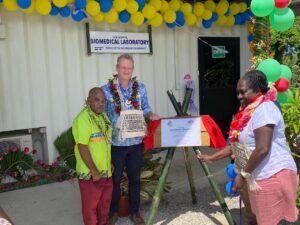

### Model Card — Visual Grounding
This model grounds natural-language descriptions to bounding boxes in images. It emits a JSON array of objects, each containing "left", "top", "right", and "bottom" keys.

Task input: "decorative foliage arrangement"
[
  {"left": 0, "top": 142, "right": 74, "bottom": 192},
  {"left": 0, "top": 0, "right": 251, "bottom": 28}
]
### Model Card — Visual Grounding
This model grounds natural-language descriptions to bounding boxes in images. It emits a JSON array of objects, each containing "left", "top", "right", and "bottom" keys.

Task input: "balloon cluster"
[
  {"left": 1, "top": 0, "right": 252, "bottom": 28},
  {"left": 257, "top": 58, "right": 293, "bottom": 104},
  {"left": 250, "top": 0, "right": 295, "bottom": 32},
  {"left": 225, "top": 162, "right": 239, "bottom": 196}
]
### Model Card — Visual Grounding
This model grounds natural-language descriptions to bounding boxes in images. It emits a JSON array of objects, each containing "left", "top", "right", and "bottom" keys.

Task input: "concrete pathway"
[{"left": 1, "top": 148, "right": 299, "bottom": 225}]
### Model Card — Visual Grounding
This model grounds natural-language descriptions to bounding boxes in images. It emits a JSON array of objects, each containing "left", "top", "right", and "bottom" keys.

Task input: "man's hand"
[
  {"left": 91, "top": 170, "right": 101, "bottom": 181},
  {"left": 146, "top": 112, "right": 160, "bottom": 121}
]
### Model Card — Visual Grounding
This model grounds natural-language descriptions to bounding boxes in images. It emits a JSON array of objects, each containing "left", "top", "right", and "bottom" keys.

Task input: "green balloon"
[
  {"left": 257, "top": 58, "right": 281, "bottom": 82},
  {"left": 269, "top": 7, "right": 295, "bottom": 32},
  {"left": 280, "top": 65, "right": 292, "bottom": 81},
  {"left": 277, "top": 89, "right": 293, "bottom": 104},
  {"left": 250, "top": 0, "right": 275, "bottom": 17}
]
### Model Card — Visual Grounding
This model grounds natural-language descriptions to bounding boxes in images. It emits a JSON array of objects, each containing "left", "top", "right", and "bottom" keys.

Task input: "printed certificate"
[{"left": 161, "top": 117, "right": 201, "bottom": 147}]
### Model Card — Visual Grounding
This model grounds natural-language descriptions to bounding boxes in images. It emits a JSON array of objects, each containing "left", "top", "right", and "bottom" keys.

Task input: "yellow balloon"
[
  {"left": 142, "top": 4, "right": 156, "bottom": 19},
  {"left": 202, "top": 9, "right": 212, "bottom": 20},
  {"left": 104, "top": 9, "right": 118, "bottom": 23},
  {"left": 239, "top": 2, "right": 247, "bottom": 13},
  {"left": 3, "top": 0, "right": 18, "bottom": 11},
  {"left": 215, "top": 2, "right": 228, "bottom": 15},
  {"left": 113, "top": 0, "right": 126, "bottom": 12},
  {"left": 204, "top": 0, "right": 216, "bottom": 11},
  {"left": 22, "top": 0, "right": 35, "bottom": 13},
  {"left": 216, "top": 14, "right": 227, "bottom": 25},
  {"left": 131, "top": 12, "right": 144, "bottom": 26},
  {"left": 185, "top": 13, "right": 196, "bottom": 26},
  {"left": 169, "top": 0, "right": 181, "bottom": 11},
  {"left": 225, "top": 15, "right": 235, "bottom": 26},
  {"left": 180, "top": 3, "right": 192, "bottom": 15},
  {"left": 67, "top": 0, "right": 74, "bottom": 3},
  {"left": 149, "top": 12, "right": 163, "bottom": 27},
  {"left": 163, "top": 9, "right": 176, "bottom": 23},
  {"left": 86, "top": 1, "right": 100, "bottom": 16},
  {"left": 126, "top": 0, "right": 138, "bottom": 14},
  {"left": 229, "top": 3, "right": 240, "bottom": 15},
  {"left": 160, "top": 0, "right": 169, "bottom": 13},
  {"left": 35, "top": 0, "right": 51, "bottom": 15},
  {"left": 52, "top": 0, "right": 67, "bottom": 8},
  {"left": 220, "top": 0, "right": 229, "bottom": 7},
  {"left": 149, "top": 0, "right": 161, "bottom": 11},
  {"left": 193, "top": 2, "right": 204, "bottom": 17},
  {"left": 93, "top": 12, "right": 104, "bottom": 22}
]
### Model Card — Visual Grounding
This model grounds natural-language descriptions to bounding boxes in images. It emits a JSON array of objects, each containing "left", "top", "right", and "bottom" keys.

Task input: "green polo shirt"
[{"left": 72, "top": 108, "right": 112, "bottom": 180}]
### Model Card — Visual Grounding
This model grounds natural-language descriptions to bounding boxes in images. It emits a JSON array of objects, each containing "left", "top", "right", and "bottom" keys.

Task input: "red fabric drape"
[
  {"left": 201, "top": 115, "right": 226, "bottom": 149},
  {"left": 143, "top": 116, "right": 226, "bottom": 150}
]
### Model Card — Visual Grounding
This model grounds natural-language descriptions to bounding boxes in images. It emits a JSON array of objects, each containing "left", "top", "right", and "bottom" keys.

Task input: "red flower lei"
[
  {"left": 108, "top": 75, "right": 140, "bottom": 114},
  {"left": 228, "top": 89, "right": 276, "bottom": 143}
]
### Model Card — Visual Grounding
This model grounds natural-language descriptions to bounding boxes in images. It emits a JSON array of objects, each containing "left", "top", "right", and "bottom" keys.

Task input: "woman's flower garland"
[
  {"left": 108, "top": 75, "right": 140, "bottom": 114},
  {"left": 228, "top": 89, "right": 276, "bottom": 143}
]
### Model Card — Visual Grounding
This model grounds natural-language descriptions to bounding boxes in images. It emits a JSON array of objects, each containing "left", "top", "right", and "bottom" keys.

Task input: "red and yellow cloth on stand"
[{"left": 143, "top": 115, "right": 226, "bottom": 150}]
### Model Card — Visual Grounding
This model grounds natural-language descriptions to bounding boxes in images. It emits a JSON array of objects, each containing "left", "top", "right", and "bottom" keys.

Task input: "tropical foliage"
[{"left": 0, "top": 143, "right": 72, "bottom": 192}]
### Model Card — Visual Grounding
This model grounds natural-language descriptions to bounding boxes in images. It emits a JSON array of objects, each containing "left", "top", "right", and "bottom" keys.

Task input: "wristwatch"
[{"left": 241, "top": 169, "right": 251, "bottom": 179}]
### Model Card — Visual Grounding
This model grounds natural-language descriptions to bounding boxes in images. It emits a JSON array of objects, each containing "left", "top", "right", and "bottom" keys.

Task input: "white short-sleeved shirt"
[{"left": 238, "top": 101, "right": 297, "bottom": 180}]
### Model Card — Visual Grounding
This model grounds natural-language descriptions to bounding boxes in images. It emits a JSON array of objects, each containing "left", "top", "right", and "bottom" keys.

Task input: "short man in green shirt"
[{"left": 72, "top": 87, "right": 113, "bottom": 225}]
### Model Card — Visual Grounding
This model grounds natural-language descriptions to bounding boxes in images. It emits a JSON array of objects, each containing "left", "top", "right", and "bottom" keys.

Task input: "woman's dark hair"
[{"left": 241, "top": 70, "right": 270, "bottom": 94}]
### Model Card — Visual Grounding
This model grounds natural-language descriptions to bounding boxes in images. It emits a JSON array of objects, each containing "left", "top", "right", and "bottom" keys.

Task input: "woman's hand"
[
  {"left": 232, "top": 174, "right": 246, "bottom": 193},
  {"left": 197, "top": 154, "right": 214, "bottom": 163}
]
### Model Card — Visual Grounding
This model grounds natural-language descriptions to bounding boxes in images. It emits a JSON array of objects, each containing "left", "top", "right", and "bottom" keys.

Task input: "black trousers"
[{"left": 110, "top": 143, "right": 144, "bottom": 214}]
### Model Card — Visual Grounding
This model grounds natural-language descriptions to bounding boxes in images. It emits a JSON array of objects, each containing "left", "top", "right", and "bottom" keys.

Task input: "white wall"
[{"left": 0, "top": 9, "right": 250, "bottom": 162}]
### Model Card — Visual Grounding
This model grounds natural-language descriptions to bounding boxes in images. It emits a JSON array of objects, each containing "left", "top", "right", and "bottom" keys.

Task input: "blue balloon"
[
  {"left": 176, "top": 11, "right": 184, "bottom": 22},
  {"left": 75, "top": 0, "right": 86, "bottom": 9},
  {"left": 119, "top": 10, "right": 131, "bottom": 23},
  {"left": 72, "top": 10, "right": 86, "bottom": 21},
  {"left": 176, "top": 11, "right": 185, "bottom": 27},
  {"left": 234, "top": 14, "right": 242, "bottom": 25},
  {"left": 241, "top": 12, "right": 250, "bottom": 22},
  {"left": 226, "top": 162, "right": 237, "bottom": 179},
  {"left": 99, "top": 0, "right": 112, "bottom": 12},
  {"left": 136, "top": 0, "right": 145, "bottom": 11},
  {"left": 225, "top": 180, "right": 239, "bottom": 196},
  {"left": 50, "top": 5, "right": 59, "bottom": 16},
  {"left": 248, "top": 34, "right": 254, "bottom": 42},
  {"left": 0, "top": 0, "right": 3, "bottom": 3},
  {"left": 60, "top": 6, "right": 71, "bottom": 17},
  {"left": 202, "top": 20, "right": 212, "bottom": 29},
  {"left": 17, "top": 0, "right": 31, "bottom": 9},
  {"left": 143, "top": 18, "right": 148, "bottom": 24},
  {"left": 166, "top": 22, "right": 176, "bottom": 28},
  {"left": 211, "top": 12, "right": 218, "bottom": 22}
]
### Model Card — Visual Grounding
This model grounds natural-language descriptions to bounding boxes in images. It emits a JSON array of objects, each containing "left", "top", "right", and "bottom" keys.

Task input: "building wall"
[{"left": 0, "top": 9, "right": 250, "bottom": 162}]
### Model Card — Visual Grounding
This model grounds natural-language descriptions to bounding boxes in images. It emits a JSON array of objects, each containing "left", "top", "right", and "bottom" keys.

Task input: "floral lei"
[
  {"left": 85, "top": 104, "right": 112, "bottom": 143},
  {"left": 228, "top": 89, "right": 276, "bottom": 143},
  {"left": 108, "top": 74, "right": 140, "bottom": 114}
]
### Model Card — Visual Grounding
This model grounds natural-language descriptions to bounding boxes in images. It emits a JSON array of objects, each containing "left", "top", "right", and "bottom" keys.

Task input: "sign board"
[
  {"left": 212, "top": 46, "right": 226, "bottom": 58},
  {"left": 89, "top": 31, "right": 150, "bottom": 54},
  {"left": 161, "top": 117, "right": 201, "bottom": 147}
]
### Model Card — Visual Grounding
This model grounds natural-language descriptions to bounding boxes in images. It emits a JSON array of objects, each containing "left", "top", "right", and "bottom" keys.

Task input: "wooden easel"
[{"left": 145, "top": 89, "right": 236, "bottom": 225}]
